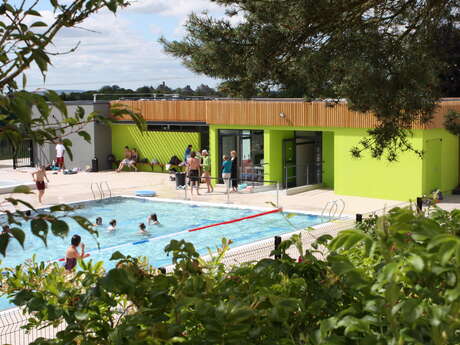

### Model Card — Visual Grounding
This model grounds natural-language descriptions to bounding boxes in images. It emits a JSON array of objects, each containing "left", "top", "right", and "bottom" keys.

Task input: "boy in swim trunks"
[{"left": 31, "top": 166, "right": 49, "bottom": 204}]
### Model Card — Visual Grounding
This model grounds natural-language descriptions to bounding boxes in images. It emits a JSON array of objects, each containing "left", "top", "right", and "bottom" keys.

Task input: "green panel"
[
  {"left": 208, "top": 124, "right": 458, "bottom": 201},
  {"left": 322, "top": 132, "right": 334, "bottom": 188},
  {"left": 423, "top": 138, "right": 442, "bottom": 194},
  {"left": 209, "top": 126, "right": 219, "bottom": 184},
  {"left": 333, "top": 128, "right": 424, "bottom": 201},
  {"left": 112, "top": 124, "right": 200, "bottom": 172},
  {"left": 264, "top": 130, "right": 294, "bottom": 184},
  {"left": 422, "top": 129, "right": 459, "bottom": 195}
]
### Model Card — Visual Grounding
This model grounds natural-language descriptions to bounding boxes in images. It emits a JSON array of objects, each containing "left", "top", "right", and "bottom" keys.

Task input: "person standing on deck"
[
  {"left": 201, "top": 150, "right": 213, "bottom": 193},
  {"left": 184, "top": 144, "right": 192, "bottom": 162},
  {"left": 55, "top": 139, "right": 65, "bottom": 172},
  {"left": 31, "top": 165, "right": 49, "bottom": 204},
  {"left": 187, "top": 151, "right": 201, "bottom": 196},
  {"left": 230, "top": 150, "right": 239, "bottom": 192}
]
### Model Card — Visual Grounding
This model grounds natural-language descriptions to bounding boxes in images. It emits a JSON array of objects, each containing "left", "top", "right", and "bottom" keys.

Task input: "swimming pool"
[
  {"left": 0, "top": 179, "right": 36, "bottom": 194},
  {"left": 0, "top": 196, "right": 329, "bottom": 310}
]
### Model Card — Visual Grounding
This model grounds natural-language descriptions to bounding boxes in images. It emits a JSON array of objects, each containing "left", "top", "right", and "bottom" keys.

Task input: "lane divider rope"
[{"left": 52, "top": 208, "right": 282, "bottom": 263}]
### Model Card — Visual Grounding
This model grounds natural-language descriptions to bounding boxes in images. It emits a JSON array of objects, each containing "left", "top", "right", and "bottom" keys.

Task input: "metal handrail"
[
  {"left": 337, "top": 199, "right": 346, "bottom": 219},
  {"left": 90, "top": 182, "right": 103, "bottom": 200},
  {"left": 321, "top": 199, "right": 347, "bottom": 221},
  {"left": 100, "top": 181, "right": 112, "bottom": 198},
  {"left": 178, "top": 174, "right": 281, "bottom": 208}
]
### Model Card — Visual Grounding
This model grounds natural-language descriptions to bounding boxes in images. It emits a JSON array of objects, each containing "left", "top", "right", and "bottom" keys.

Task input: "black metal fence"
[{"left": 0, "top": 138, "right": 34, "bottom": 169}]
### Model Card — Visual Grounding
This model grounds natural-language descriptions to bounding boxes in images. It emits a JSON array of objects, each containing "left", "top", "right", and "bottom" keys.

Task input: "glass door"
[{"left": 283, "top": 138, "right": 296, "bottom": 188}]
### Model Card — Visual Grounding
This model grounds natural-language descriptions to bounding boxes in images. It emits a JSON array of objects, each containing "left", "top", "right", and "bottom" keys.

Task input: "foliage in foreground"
[{"left": 2, "top": 207, "right": 460, "bottom": 345}]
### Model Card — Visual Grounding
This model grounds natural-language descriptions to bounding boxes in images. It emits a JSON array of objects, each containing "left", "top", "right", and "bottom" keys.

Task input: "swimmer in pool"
[
  {"left": 1, "top": 225, "right": 11, "bottom": 236},
  {"left": 147, "top": 213, "right": 159, "bottom": 225},
  {"left": 138, "top": 222, "right": 148, "bottom": 234},
  {"left": 94, "top": 217, "right": 103, "bottom": 226},
  {"left": 64, "top": 234, "right": 89, "bottom": 271},
  {"left": 107, "top": 219, "right": 117, "bottom": 232}
]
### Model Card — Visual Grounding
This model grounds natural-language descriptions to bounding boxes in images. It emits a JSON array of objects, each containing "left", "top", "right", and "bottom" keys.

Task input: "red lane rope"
[{"left": 188, "top": 208, "right": 282, "bottom": 232}]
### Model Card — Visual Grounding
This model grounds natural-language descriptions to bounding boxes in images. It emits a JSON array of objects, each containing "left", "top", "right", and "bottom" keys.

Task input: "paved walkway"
[{"left": 0, "top": 168, "right": 409, "bottom": 215}]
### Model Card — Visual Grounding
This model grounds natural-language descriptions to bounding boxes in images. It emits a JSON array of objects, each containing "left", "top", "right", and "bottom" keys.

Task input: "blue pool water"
[{"left": 0, "top": 197, "right": 327, "bottom": 310}]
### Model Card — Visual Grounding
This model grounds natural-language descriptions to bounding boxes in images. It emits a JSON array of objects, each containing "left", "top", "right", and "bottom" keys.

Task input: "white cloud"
[
  {"left": 127, "top": 0, "right": 223, "bottom": 16},
  {"left": 23, "top": 2, "right": 227, "bottom": 91},
  {"left": 24, "top": 13, "right": 210, "bottom": 89}
]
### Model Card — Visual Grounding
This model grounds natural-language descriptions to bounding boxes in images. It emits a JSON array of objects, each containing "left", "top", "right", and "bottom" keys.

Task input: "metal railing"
[
  {"left": 90, "top": 182, "right": 112, "bottom": 200},
  {"left": 284, "top": 163, "right": 321, "bottom": 189},
  {"left": 175, "top": 174, "right": 281, "bottom": 208},
  {"left": 321, "top": 199, "right": 346, "bottom": 221}
]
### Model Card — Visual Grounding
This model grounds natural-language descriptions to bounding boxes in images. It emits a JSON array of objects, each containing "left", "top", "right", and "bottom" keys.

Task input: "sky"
[{"left": 22, "top": 0, "right": 230, "bottom": 92}]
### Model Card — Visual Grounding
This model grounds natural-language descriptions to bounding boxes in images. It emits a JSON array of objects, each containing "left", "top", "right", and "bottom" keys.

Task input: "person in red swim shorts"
[
  {"left": 31, "top": 166, "right": 49, "bottom": 204},
  {"left": 55, "top": 139, "right": 65, "bottom": 172}
]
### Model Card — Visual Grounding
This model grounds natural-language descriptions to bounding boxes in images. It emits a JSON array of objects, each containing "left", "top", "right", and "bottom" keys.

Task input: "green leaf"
[
  {"left": 13, "top": 289, "right": 34, "bottom": 306},
  {"left": 30, "top": 21, "right": 48, "bottom": 28},
  {"left": 25, "top": 9, "right": 41, "bottom": 16},
  {"left": 328, "top": 255, "right": 355, "bottom": 275},
  {"left": 0, "top": 233, "right": 10, "bottom": 256},
  {"left": 31, "top": 218, "right": 48, "bottom": 246},
  {"left": 12, "top": 185, "right": 32, "bottom": 194},
  {"left": 74, "top": 311, "right": 89, "bottom": 321},
  {"left": 51, "top": 220, "right": 69, "bottom": 238},
  {"left": 10, "top": 228, "right": 25, "bottom": 248},
  {"left": 71, "top": 216, "right": 97, "bottom": 235},
  {"left": 110, "top": 251, "right": 125, "bottom": 260},
  {"left": 77, "top": 130, "right": 91, "bottom": 143},
  {"left": 45, "top": 90, "right": 67, "bottom": 117},
  {"left": 49, "top": 204, "right": 74, "bottom": 212},
  {"left": 22, "top": 73, "right": 27, "bottom": 89},
  {"left": 408, "top": 254, "right": 424, "bottom": 272}
]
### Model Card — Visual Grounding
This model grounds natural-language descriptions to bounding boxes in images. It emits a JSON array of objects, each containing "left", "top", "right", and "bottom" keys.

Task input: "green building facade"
[{"left": 111, "top": 100, "right": 459, "bottom": 201}]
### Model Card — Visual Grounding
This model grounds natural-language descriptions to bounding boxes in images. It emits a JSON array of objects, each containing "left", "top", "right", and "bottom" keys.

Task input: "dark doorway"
[{"left": 283, "top": 131, "right": 322, "bottom": 188}]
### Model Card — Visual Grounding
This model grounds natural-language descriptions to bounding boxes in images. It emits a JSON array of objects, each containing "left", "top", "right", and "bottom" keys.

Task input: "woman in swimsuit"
[{"left": 64, "top": 235, "right": 89, "bottom": 271}]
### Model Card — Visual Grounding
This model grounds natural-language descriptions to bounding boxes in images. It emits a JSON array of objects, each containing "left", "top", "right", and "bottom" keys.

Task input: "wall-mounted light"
[{"left": 279, "top": 112, "right": 286, "bottom": 118}]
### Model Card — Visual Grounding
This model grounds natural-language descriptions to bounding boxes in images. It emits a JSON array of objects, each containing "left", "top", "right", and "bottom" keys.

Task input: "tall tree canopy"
[{"left": 161, "top": 0, "right": 458, "bottom": 160}]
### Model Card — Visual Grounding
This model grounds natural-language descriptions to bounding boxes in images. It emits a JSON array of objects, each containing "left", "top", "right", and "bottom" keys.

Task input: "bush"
[{"left": 2, "top": 207, "right": 460, "bottom": 345}]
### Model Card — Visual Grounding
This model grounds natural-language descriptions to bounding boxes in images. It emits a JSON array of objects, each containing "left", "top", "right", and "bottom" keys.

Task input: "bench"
[{"left": 113, "top": 160, "right": 165, "bottom": 172}]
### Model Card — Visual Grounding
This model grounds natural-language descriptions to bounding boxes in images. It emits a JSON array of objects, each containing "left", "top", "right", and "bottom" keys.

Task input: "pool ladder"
[
  {"left": 91, "top": 181, "right": 112, "bottom": 200},
  {"left": 321, "top": 199, "right": 345, "bottom": 222}
]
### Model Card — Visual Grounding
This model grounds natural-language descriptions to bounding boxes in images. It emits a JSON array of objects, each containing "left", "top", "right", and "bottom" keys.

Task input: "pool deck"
[{"left": 0, "top": 168, "right": 412, "bottom": 215}]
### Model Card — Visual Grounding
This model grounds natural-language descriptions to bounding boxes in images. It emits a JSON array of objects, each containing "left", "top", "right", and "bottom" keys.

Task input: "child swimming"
[
  {"left": 147, "top": 213, "right": 159, "bottom": 225},
  {"left": 107, "top": 219, "right": 117, "bottom": 232},
  {"left": 94, "top": 217, "right": 103, "bottom": 226},
  {"left": 138, "top": 222, "right": 148, "bottom": 234}
]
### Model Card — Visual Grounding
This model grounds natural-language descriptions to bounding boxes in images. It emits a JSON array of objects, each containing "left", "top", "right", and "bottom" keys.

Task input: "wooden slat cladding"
[
  {"left": 204, "top": 101, "right": 380, "bottom": 128},
  {"left": 111, "top": 100, "right": 207, "bottom": 122},
  {"left": 111, "top": 100, "right": 460, "bottom": 129}
]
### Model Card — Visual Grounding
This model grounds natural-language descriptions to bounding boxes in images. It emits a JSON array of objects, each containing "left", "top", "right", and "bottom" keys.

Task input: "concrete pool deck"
[{"left": 0, "top": 167, "right": 411, "bottom": 215}]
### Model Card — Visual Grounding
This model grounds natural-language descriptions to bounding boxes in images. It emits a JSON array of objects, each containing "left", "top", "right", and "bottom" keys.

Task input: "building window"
[{"left": 218, "top": 130, "right": 264, "bottom": 183}]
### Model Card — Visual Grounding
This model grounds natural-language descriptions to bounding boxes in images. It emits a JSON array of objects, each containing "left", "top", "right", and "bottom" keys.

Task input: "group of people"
[
  {"left": 64, "top": 213, "right": 161, "bottom": 271},
  {"left": 184, "top": 145, "right": 239, "bottom": 195},
  {"left": 116, "top": 146, "right": 139, "bottom": 172},
  {"left": 184, "top": 145, "right": 213, "bottom": 195}
]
